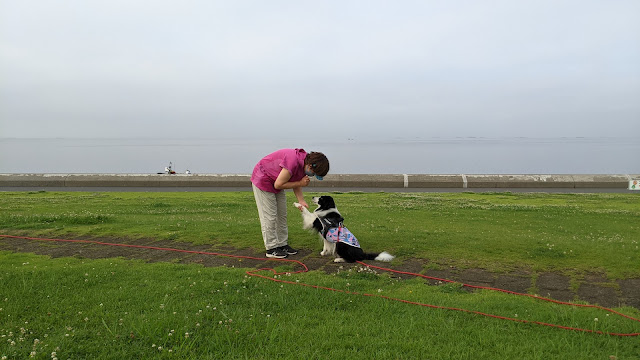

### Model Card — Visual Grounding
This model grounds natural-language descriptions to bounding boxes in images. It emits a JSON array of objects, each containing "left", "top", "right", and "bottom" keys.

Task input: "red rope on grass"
[
  {"left": 360, "top": 262, "right": 640, "bottom": 324},
  {"left": 2, "top": 234, "right": 639, "bottom": 337}
]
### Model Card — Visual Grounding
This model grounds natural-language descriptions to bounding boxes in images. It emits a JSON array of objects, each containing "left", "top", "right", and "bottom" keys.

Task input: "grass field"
[
  {"left": 1, "top": 251, "right": 639, "bottom": 359},
  {"left": 0, "top": 191, "right": 638, "bottom": 277},
  {"left": 1, "top": 191, "right": 639, "bottom": 359}
]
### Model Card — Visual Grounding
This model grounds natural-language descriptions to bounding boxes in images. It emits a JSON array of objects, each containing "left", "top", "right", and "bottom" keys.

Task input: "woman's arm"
[
  {"left": 274, "top": 168, "right": 310, "bottom": 190},
  {"left": 292, "top": 187, "right": 308, "bottom": 208},
  {"left": 274, "top": 168, "right": 310, "bottom": 209}
]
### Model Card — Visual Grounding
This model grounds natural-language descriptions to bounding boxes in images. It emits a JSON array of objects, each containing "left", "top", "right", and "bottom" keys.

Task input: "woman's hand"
[
  {"left": 298, "top": 175, "right": 310, "bottom": 187},
  {"left": 297, "top": 200, "right": 309, "bottom": 210}
]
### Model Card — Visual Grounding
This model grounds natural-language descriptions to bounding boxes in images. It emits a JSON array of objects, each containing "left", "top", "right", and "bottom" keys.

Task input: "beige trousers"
[{"left": 252, "top": 184, "right": 288, "bottom": 250}]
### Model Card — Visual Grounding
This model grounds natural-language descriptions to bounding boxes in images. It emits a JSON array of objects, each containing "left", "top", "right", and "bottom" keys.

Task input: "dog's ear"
[
  {"left": 319, "top": 196, "right": 336, "bottom": 209},
  {"left": 325, "top": 212, "right": 343, "bottom": 224}
]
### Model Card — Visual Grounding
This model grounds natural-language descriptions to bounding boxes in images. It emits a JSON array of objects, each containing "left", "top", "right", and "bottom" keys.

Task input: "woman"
[{"left": 251, "top": 148, "right": 329, "bottom": 258}]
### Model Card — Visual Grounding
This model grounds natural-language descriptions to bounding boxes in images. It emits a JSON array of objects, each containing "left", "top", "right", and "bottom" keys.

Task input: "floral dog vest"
[{"left": 324, "top": 225, "right": 360, "bottom": 248}]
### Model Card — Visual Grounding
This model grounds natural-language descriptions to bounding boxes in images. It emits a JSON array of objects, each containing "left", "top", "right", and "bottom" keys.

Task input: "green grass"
[
  {"left": 1, "top": 251, "right": 639, "bottom": 359},
  {"left": 1, "top": 191, "right": 640, "bottom": 359},
  {"left": 1, "top": 191, "right": 639, "bottom": 278}
]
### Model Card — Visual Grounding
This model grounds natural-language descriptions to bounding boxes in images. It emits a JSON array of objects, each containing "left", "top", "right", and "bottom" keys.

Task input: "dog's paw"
[
  {"left": 320, "top": 250, "right": 328, "bottom": 256},
  {"left": 293, "top": 202, "right": 303, "bottom": 210},
  {"left": 333, "top": 257, "right": 345, "bottom": 263}
]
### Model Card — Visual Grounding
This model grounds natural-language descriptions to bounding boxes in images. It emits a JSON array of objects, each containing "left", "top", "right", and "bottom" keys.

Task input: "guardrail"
[{"left": 1, "top": 174, "right": 638, "bottom": 189}]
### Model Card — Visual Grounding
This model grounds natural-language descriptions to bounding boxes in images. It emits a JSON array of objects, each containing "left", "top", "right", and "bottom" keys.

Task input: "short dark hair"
[{"left": 305, "top": 152, "right": 329, "bottom": 177}]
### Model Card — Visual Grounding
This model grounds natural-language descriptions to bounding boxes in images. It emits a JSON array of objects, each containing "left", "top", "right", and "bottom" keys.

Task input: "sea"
[{"left": 1, "top": 137, "right": 638, "bottom": 175}]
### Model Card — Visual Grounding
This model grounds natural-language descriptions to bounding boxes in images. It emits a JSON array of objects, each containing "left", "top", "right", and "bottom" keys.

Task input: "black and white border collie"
[{"left": 294, "top": 195, "right": 394, "bottom": 263}]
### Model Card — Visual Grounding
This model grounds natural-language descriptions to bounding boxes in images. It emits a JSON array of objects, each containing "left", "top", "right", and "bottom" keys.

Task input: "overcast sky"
[{"left": 1, "top": 0, "right": 639, "bottom": 140}]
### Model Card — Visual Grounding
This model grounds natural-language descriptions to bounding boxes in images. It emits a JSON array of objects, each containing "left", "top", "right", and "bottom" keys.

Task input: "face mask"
[
  {"left": 305, "top": 169, "right": 324, "bottom": 180},
  {"left": 306, "top": 163, "right": 324, "bottom": 180}
]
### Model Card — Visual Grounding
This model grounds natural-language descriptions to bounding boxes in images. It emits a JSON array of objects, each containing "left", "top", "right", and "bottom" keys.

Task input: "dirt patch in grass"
[{"left": 1, "top": 235, "right": 638, "bottom": 310}]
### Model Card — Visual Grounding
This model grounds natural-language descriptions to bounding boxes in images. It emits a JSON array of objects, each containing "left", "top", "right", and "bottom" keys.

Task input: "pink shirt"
[{"left": 251, "top": 148, "right": 307, "bottom": 193}]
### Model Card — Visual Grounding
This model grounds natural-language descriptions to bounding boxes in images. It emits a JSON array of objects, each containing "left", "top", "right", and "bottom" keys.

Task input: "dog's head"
[{"left": 312, "top": 195, "right": 336, "bottom": 212}]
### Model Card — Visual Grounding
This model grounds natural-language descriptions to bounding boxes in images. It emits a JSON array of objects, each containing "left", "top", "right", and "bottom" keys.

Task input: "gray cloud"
[{"left": 1, "top": 0, "right": 639, "bottom": 139}]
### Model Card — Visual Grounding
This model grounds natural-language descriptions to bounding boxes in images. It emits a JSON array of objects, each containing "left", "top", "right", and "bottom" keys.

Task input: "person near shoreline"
[{"left": 251, "top": 148, "right": 329, "bottom": 258}]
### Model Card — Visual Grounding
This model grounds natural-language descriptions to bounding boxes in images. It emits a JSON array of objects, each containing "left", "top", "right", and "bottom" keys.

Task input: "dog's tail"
[{"left": 365, "top": 251, "right": 395, "bottom": 262}]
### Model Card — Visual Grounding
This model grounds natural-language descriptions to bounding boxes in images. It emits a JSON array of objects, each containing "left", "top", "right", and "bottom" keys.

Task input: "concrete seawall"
[{"left": 1, "top": 173, "right": 638, "bottom": 190}]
